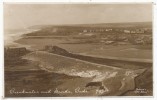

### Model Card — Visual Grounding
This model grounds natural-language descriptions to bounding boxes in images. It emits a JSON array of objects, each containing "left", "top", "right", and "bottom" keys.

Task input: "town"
[{"left": 25, "top": 24, "right": 152, "bottom": 45}]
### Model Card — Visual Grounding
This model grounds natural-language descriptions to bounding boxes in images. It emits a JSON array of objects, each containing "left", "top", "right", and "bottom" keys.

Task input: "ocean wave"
[
  {"left": 23, "top": 51, "right": 123, "bottom": 80},
  {"left": 4, "top": 29, "right": 40, "bottom": 47},
  {"left": 36, "top": 59, "right": 118, "bottom": 81}
]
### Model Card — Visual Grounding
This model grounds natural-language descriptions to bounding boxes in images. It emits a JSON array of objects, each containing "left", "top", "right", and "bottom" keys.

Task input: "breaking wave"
[
  {"left": 38, "top": 61, "right": 118, "bottom": 82},
  {"left": 4, "top": 29, "right": 39, "bottom": 48}
]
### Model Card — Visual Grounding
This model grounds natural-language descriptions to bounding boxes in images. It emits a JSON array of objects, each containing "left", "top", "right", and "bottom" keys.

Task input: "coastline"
[{"left": 4, "top": 28, "right": 153, "bottom": 97}]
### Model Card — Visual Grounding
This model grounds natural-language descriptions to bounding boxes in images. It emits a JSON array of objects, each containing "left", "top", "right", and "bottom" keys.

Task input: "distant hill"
[
  {"left": 28, "top": 22, "right": 152, "bottom": 29},
  {"left": 26, "top": 22, "right": 152, "bottom": 36}
]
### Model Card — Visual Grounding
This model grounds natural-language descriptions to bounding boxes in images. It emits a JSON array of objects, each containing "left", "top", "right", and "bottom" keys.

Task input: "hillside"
[
  {"left": 25, "top": 22, "right": 152, "bottom": 37},
  {"left": 29, "top": 22, "right": 152, "bottom": 29}
]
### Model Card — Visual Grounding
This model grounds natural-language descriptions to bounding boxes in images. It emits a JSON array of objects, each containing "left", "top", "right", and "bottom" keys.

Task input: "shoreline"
[{"left": 4, "top": 29, "right": 153, "bottom": 96}]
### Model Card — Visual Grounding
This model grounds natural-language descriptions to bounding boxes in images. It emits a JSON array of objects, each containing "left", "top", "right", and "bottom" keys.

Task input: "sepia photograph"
[{"left": 4, "top": 3, "right": 153, "bottom": 97}]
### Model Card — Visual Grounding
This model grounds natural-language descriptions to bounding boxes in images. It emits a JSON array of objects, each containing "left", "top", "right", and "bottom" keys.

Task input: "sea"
[{"left": 4, "top": 28, "right": 39, "bottom": 48}]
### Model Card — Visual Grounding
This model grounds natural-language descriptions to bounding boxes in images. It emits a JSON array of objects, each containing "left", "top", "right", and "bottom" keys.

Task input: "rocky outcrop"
[
  {"left": 5, "top": 47, "right": 30, "bottom": 57},
  {"left": 4, "top": 47, "right": 30, "bottom": 66},
  {"left": 44, "top": 45, "right": 69, "bottom": 55}
]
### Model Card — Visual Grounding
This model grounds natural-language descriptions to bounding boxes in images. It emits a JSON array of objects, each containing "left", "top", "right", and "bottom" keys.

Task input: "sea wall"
[{"left": 44, "top": 45, "right": 152, "bottom": 69}]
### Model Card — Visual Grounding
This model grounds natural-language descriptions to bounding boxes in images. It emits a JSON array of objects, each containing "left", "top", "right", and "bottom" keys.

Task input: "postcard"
[{"left": 4, "top": 3, "right": 153, "bottom": 97}]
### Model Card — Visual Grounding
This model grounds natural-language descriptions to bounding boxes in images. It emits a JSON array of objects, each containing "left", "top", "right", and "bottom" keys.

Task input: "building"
[{"left": 124, "top": 30, "right": 130, "bottom": 33}]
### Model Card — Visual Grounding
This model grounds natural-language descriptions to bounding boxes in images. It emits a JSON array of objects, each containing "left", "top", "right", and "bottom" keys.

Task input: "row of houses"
[
  {"left": 82, "top": 29, "right": 113, "bottom": 33},
  {"left": 81, "top": 28, "right": 152, "bottom": 34},
  {"left": 123, "top": 29, "right": 151, "bottom": 34}
]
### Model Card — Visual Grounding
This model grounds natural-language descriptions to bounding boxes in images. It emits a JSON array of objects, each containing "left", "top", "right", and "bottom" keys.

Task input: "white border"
[
  {"left": 0, "top": 0, "right": 4, "bottom": 100},
  {"left": 2, "top": 0, "right": 154, "bottom": 3},
  {"left": 0, "top": 0, "right": 156, "bottom": 100}
]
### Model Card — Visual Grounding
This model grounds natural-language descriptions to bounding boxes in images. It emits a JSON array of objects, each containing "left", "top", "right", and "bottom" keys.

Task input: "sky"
[{"left": 4, "top": 3, "right": 152, "bottom": 29}]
